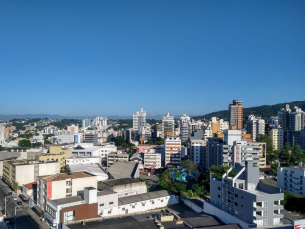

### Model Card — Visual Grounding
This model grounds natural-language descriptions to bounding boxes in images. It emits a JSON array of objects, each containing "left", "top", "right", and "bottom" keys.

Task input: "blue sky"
[{"left": 1, "top": 0, "right": 304, "bottom": 117}]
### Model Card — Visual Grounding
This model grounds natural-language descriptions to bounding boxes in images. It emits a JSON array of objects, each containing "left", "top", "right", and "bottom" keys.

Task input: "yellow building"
[
  {"left": 268, "top": 128, "right": 284, "bottom": 150},
  {"left": 35, "top": 146, "right": 72, "bottom": 168},
  {"left": 250, "top": 142, "right": 267, "bottom": 168}
]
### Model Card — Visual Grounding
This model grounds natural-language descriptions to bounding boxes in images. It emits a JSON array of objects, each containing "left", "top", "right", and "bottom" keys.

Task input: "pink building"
[{"left": 136, "top": 144, "right": 157, "bottom": 153}]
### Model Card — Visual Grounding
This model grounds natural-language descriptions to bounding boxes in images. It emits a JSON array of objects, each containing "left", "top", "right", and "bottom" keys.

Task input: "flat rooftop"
[
  {"left": 51, "top": 196, "right": 84, "bottom": 205},
  {"left": 70, "top": 164, "right": 108, "bottom": 178},
  {"left": 289, "top": 166, "right": 305, "bottom": 171},
  {"left": 282, "top": 209, "right": 305, "bottom": 221},
  {"left": 39, "top": 172, "right": 93, "bottom": 182},
  {"left": 118, "top": 190, "right": 173, "bottom": 206},
  {"left": 108, "top": 162, "right": 138, "bottom": 179}
]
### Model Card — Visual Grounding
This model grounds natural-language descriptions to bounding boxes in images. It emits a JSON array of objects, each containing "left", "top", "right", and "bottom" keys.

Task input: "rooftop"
[
  {"left": 51, "top": 196, "right": 84, "bottom": 205},
  {"left": 282, "top": 209, "right": 305, "bottom": 221},
  {"left": 108, "top": 162, "right": 138, "bottom": 179},
  {"left": 69, "top": 164, "right": 108, "bottom": 178},
  {"left": 289, "top": 165, "right": 305, "bottom": 171},
  {"left": 118, "top": 190, "right": 173, "bottom": 206},
  {"left": 97, "top": 190, "right": 117, "bottom": 197},
  {"left": 39, "top": 172, "right": 93, "bottom": 182},
  {"left": 98, "top": 178, "right": 143, "bottom": 190},
  {"left": 23, "top": 181, "right": 37, "bottom": 190}
]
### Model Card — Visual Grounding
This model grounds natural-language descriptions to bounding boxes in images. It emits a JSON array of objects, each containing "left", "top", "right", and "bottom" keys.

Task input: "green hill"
[{"left": 194, "top": 100, "right": 305, "bottom": 120}]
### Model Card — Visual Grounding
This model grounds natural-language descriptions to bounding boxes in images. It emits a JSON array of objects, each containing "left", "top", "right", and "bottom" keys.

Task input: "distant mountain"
[{"left": 193, "top": 100, "right": 305, "bottom": 120}]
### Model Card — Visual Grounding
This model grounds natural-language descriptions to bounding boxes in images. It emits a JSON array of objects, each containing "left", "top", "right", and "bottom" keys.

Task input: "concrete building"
[
  {"left": 133, "top": 108, "right": 147, "bottom": 141},
  {"left": 98, "top": 178, "right": 147, "bottom": 198},
  {"left": 164, "top": 135, "right": 181, "bottom": 167},
  {"left": 212, "top": 117, "right": 229, "bottom": 136},
  {"left": 92, "top": 116, "right": 107, "bottom": 129},
  {"left": 269, "top": 128, "right": 284, "bottom": 150},
  {"left": 144, "top": 149, "right": 162, "bottom": 169},
  {"left": 205, "top": 160, "right": 284, "bottom": 228},
  {"left": 21, "top": 181, "right": 37, "bottom": 207},
  {"left": 180, "top": 114, "right": 190, "bottom": 142},
  {"left": 229, "top": 100, "right": 243, "bottom": 130},
  {"left": 57, "top": 134, "right": 81, "bottom": 144},
  {"left": 67, "top": 125, "right": 79, "bottom": 134},
  {"left": 3, "top": 159, "right": 60, "bottom": 186},
  {"left": 82, "top": 118, "right": 91, "bottom": 128},
  {"left": 37, "top": 172, "right": 97, "bottom": 210},
  {"left": 245, "top": 115, "right": 265, "bottom": 142},
  {"left": 162, "top": 113, "right": 175, "bottom": 138},
  {"left": 83, "top": 133, "right": 98, "bottom": 145},
  {"left": 107, "top": 152, "right": 129, "bottom": 166},
  {"left": 35, "top": 146, "right": 72, "bottom": 168},
  {"left": 277, "top": 164, "right": 305, "bottom": 196},
  {"left": 278, "top": 105, "right": 305, "bottom": 131},
  {"left": 69, "top": 164, "right": 108, "bottom": 181},
  {"left": 66, "top": 156, "right": 101, "bottom": 166},
  {"left": 187, "top": 139, "right": 206, "bottom": 169},
  {"left": 0, "top": 124, "right": 6, "bottom": 147}
]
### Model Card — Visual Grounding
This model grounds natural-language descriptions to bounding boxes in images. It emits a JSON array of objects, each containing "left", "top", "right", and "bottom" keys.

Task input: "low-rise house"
[
  {"left": 98, "top": 178, "right": 147, "bottom": 198},
  {"left": 107, "top": 152, "right": 129, "bottom": 166}
]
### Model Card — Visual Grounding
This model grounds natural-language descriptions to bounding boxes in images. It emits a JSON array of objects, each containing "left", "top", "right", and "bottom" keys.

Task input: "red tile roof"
[{"left": 23, "top": 181, "right": 37, "bottom": 190}]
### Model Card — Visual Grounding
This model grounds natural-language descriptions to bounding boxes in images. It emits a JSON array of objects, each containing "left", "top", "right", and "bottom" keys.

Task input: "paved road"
[{"left": 0, "top": 179, "right": 48, "bottom": 229}]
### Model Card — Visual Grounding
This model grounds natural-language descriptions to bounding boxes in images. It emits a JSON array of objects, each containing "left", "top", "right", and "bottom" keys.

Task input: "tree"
[
  {"left": 146, "top": 139, "right": 153, "bottom": 145},
  {"left": 18, "top": 139, "right": 31, "bottom": 147},
  {"left": 32, "top": 142, "right": 42, "bottom": 147},
  {"left": 181, "top": 141, "right": 187, "bottom": 147},
  {"left": 60, "top": 165, "right": 71, "bottom": 174},
  {"left": 44, "top": 140, "right": 52, "bottom": 145},
  {"left": 155, "top": 137, "right": 164, "bottom": 145},
  {"left": 12, "top": 182, "right": 18, "bottom": 191},
  {"left": 0, "top": 145, "right": 6, "bottom": 151},
  {"left": 180, "top": 159, "right": 198, "bottom": 179}
]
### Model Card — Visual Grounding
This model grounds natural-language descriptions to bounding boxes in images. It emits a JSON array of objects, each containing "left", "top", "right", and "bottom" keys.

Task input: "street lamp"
[
  {"left": 14, "top": 206, "right": 22, "bottom": 229},
  {"left": 4, "top": 196, "right": 13, "bottom": 217}
]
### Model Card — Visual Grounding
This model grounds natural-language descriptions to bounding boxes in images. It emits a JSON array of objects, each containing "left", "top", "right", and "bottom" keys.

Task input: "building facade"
[
  {"left": 245, "top": 115, "right": 265, "bottom": 142},
  {"left": 229, "top": 100, "right": 243, "bottom": 130},
  {"left": 268, "top": 128, "right": 284, "bottom": 150},
  {"left": 162, "top": 113, "right": 175, "bottom": 138},
  {"left": 144, "top": 149, "right": 161, "bottom": 169},
  {"left": 180, "top": 114, "right": 190, "bottom": 142},
  {"left": 164, "top": 135, "right": 181, "bottom": 167}
]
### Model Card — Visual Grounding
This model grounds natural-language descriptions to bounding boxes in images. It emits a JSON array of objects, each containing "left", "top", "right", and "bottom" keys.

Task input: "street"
[{"left": 0, "top": 179, "right": 48, "bottom": 229}]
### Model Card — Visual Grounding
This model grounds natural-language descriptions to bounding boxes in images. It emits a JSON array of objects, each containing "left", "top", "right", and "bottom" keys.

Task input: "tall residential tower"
[{"left": 229, "top": 100, "right": 243, "bottom": 130}]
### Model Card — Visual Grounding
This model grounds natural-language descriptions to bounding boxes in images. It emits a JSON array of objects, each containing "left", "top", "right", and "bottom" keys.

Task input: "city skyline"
[{"left": 1, "top": 0, "right": 304, "bottom": 116}]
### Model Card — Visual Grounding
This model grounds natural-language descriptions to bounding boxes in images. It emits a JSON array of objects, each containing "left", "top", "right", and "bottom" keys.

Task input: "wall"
[
  {"left": 71, "top": 176, "right": 97, "bottom": 196},
  {"left": 0, "top": 161, "right": 3, "bottom": 177},
  {"left": 15, "top": 164, "right": 35, "bottom": 185},
  {"left": 204, "top": 201, "right": 253, "bottom": 229},
  {"left": 39, "top": 162, "right": 60, "bottom": 177},
  {"left": 60, "top": 203, "right": 98, "bottom": 223},
  {"left": 180, "top": 197, "right": 203, "bottom": 213},
  {"left": 97, "top": 192, "right": 118, "bottom": 213},
  {"left": 112, "top": 182, "right": 147, "bottom": 198},
  {"left": 52, "top": 180, "right": 67, "bottom": 200}
]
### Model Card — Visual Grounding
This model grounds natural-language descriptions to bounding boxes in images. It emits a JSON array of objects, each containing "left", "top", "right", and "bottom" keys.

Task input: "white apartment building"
[
  {"left": 187, "top": 139, "right": 206, "bottom": 168},
  {"left": 72, "top": 143, "right": 117, "bottom": 162},
  {"left": 277, "top": 164, "right": 305, "bottom": 196},
  {"left": 180, "top": 114, "right": 190, "bottom": 142},
  {"left": 92, "top": 116, "right": 108, "bottom": 129},
  {"left": 37, "top": 172, "right": 97, "bottom": 210},
  {"left": 144, "top": 149, "right": 162, "bottom": 169},
  {"left": 245, "top": 115, "right": 265, "bottom": 142},
  {"left": 0, "top": 124, "right": 7, "bottom": 147},
  {"left": 165, "top": 135, "right": 181, "bottom": 167},
  {"left": 268, "top": 128, "right": 284, "bottom": 150},
  {"left": 66, "top": 156, "right": 101, "bottom": 166}
]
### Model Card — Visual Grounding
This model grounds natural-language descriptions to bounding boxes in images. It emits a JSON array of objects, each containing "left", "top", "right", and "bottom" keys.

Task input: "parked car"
[
  {"left": 13, "top": 197, "right": 17, "bottom": 201},
  {"left": 8, "top": 192, "right": 12, "bottom": 196},
  {"left": 17, "top": 201, "right": 22, "bottom": 206},
  {"left": 4, "top": 217, "right": 14, "bottom": 224}
]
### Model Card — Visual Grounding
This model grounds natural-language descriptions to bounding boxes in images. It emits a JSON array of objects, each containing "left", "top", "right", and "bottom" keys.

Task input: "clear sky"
[{"left": 1, "top": 0, "right": 304, "bottom": 117}]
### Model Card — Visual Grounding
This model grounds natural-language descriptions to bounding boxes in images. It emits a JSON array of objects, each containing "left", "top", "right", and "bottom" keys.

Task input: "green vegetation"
[
  {"left": 109, "top": 136, "right": 135, "bottom": 157},
  {"left": 157, "top": 169, "right": 208, "bottom": 198},
  {"left": 180, "top": 159, "right": 198, "bottom": 179},
  {"left": 43, "top": 134, "right": 54, "bottom": 139},
  {"left": 181, "top": 141, "right": 187, "bottom": 147},
  {"left": 145, "top": 139, "right": 154, "bottom": 145},
  {"left": 44, "top": 140, "right": 52, "bottom": 145},
  {"left": 18, "top": 139, "right": 31, "bottom": 147},
  {"left": 32, "top": 142, "right": 43, "bottom": 147},
  {"left": 60, "top": 165, "right": 71, "bottom": 174},
  {"left": 281, "top": 191, "right": 305, "bottom": 214},
  {"left": 19, "top": 132, "right": 35, "bottom": 139},
  {"left": 49, "top": 119, "right": 81, "bottom": 129},
  {"left": 0, "top": 146, "right": 6, "bottom": 151},
  {"left": 12, "top": 182, "right": 18, "bottom": 191},
  {"left": 279, "top": 143, "right": 305, "bottom": 167},
  {"left": 201, "top": 165, "right": 234, "bottom": 194},
  {"left": 193, "top": 100, "right": 305, "bottom": 120},
  {"left": 154, "top": 137, "right": 164, "bottom": 145}
]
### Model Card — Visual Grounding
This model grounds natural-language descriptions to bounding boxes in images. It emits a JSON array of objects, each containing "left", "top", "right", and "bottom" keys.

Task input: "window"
[
  {"left": 235, "top": 202, "right": 238, "bottom": 206},
  {"left": 66, "top": 188, "right": 72, "bottom": 193},
  {"left": 108, "top": 210, "right": 112, "bottom": 214},
  {"left": 235, "top": 194, "right": 238, "bottom": 198},
  {"left": 132, "top": 206, "right": 135, "bottom": 208},
  {"left": 100, "top": 203, "right": 104, "bottom": 206},
  {"left": 218, "top": 195, "right": 221, "bottom": 198},
  {"left": 109, "top": 202, "right": 113, "bottom": 205},
  {"left": 64, "top": 211, "right": 75, "bottom": 223},
  {"left": 218, "top": 187, "right": 221, "bottom": 190},
  {"left": 161, "top": 200, "right": 163, "bottom": 202}
]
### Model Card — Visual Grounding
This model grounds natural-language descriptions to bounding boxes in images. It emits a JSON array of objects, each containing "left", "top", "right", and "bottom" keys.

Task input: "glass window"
[{"left": 64, "top": 211, "right": 75, "bottom": 223}]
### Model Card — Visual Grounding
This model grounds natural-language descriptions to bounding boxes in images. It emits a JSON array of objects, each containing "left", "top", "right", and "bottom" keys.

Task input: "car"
[
  {"left": 4, "top": 218, "right": 14, "bottom": 224},
  {"left": 13, "top": 197, "right": 17, "bottom": 201},
  {"left": 17, "top": 201, "right": 22, "bottom": 206},
  {"left": 8, "top": 192, "right": 12, "bottom": 196}
]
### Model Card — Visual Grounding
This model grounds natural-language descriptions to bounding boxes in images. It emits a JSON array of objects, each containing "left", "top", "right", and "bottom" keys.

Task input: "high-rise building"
[
  {"left": 67, "top": 124, "right": 79, "bottom": 134},
  {"left": 187, "top": 139, "right": 206, "bottom": 169},
  {"left": 0, "top": 124, "right": 6, "bottom": 146},
  {"left": 92, "top": 117, "right": 108, "bottom": 128},
  {"left": 245, "top": 115, "right": 265, "bottom": 142},
  {"left": 162, "top": 113, "right": 175, "bottom": 138},
  {"left": 165, "top": 135, "right": 181, "bottom": 167},
  {"left": 205, "top": 160, "right": 284, "bottom": 228},
  {"left": 133, "top": 108, "right": 149, "bottom": 141},
  {"left": 211, "top": 117, "right": 229, "bottom": 136},
  {"left": 268, "top": 128, "right": 284, "bottom": 150},
  {"left": 179, "top": 114, "right": 190, "bottom": 142},
  {"left": 229, "top": 100, "right": 243, "bottom": 130},
  {"left": 82, "top": 118, "right": 91, "bottom": 128}
]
